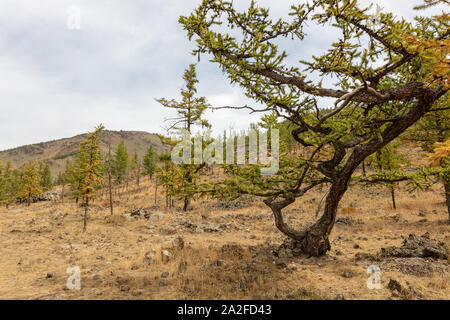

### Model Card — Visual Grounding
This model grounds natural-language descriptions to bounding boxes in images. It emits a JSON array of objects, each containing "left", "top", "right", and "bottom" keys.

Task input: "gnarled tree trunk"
[{"left": 265, "top": 177, "right": 350, "bottom": 257}]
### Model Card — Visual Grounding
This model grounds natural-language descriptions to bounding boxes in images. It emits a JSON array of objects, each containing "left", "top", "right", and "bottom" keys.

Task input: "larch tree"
[
  {"left": 77, "top": 125, "right": 104, "bottom": 231},
  {"left": 0, "top": 162, "right": 18, "bottom": 208},
  {"left": 143, "top": 145, "right": 157, "bottom": 181},
  {"left": 20, "top": 162, "right": 42, "bottom": 206},
  {"left": 40, "top": 162, "right": 52, "bottom": 192},
  {"left": 113, "top": 139, "right": 129, "bottom": 195},
  {"left": 428, "top": 139, "right": 450, "bottom": 220},
  {"left": 180, "top": 0, "right": 449, "bottom": 256},
  {"left": 360, "top": 143, "right": 410, "bottom": 210},
  {"left": 130, "top": 151, "right": 140, "bottom": 187},
  {"left": 404, "top": 95, "right": 450, "bottom": 218},
  {"left": 157, "top": 64, "right": 211, "bottom": 211}
]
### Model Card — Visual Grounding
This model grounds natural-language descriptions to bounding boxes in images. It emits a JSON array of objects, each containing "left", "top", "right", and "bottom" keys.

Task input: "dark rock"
[
  {"left": 381, "top": 234, "right": 448, "bottom": 260},
  {"left": 341, "top": 269, "right": 355, "bottom": 278},
  {"left": 388, "top": 279, "right": 404, "bottom": 294},
  {"left": 172, "top": 236, "right": 185, "bottom": 250}
]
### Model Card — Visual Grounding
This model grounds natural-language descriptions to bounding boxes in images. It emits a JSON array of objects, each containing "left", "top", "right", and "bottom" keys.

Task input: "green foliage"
[
  {"left": 143, "top": 145, "right": 157, "bottom": 179},
  {"left": 40, "top": 162, "right": 52, "bottom": 191},
  {"left": 77, "top": 125, "right": 104, "bottom": 201},
  {"left": 20, "top": 162, "right": 43, "bottom": 205},
  {"left": 130, "top": 152, "right": 139, "bottom": 172},
  {"left": 157, "top": 64, "right": 212, "bottom": 210},
  {"left": 53, "top": 150, "right": 79, "bottom": 160},
  {"left": 179, "top": 0, "right": 448, "bottom": 216},
  {"left": 113, "top": 140, "right": 129, "bottom": 184},
  {"left": 157, "top": 64, "right": 211, "bottom": 133}
]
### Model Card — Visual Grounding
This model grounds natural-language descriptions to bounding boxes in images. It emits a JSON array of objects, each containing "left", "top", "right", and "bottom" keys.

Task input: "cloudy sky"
[{"left": 0, "top": 0, "right": 445, "bottom": 150}]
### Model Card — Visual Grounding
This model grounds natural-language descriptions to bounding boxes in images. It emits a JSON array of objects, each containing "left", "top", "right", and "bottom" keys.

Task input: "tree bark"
[
  {"left": 362, "top": 161, "right": 366, "bottom": 177},
  {"left": 300, "top": 178, "right": 349, "bottom": 256},
  {"left": 183, "top": 197, "right": 190, "bottom": 211},
  {"left": 265, "top": 177, "right": 350, "bottom": 257},
  {"left": 154, "top": 178, "right": 158, "bottom": 205},
  {"left": 391, "top": 186, "right": 397, "bottom": 210},
  {"left": 109, "top": 173, "right": 114, "bottom": 216},
  {"left": 83, "top": 197, "right": 89, "bottom": 232}
]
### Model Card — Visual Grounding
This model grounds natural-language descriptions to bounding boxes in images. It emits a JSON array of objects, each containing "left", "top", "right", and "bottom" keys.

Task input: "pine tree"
[
  {"left": 365, "top": 144, "right": 410, "bottom": 210},
  {"left": 143, "top": 145, "right": 157, "bottom": 181},
  {"left": 157, "top": 64, "right": 211, "bottom": 211},
  {"left": 130, "top": 151, "right": 140, "bottom": 187},
  {"left": 64, "top": 160, "right": 80, "bottom": 202},
  {"left": 180, "top": 0, "right": 449, "bottom": 256},
  {"left": 20, "top": 162, "right": 42, "bottom": 206},
  {"left": 40, "top": 163, "right": 52, "bottom": 192},
  {"left": 113, "top": 140, "right": 129, "bottom": 194},
  {"left": 428, "top": 140, "right": 450, "bottom": 220},
  {"left": 77, "top": 125, "right": 104, "bottom": 231}
]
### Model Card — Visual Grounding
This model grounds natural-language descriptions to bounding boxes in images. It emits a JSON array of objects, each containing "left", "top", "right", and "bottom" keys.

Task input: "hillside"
[{"left": 0, "top": 130, "right": 169, "bottom": 174}]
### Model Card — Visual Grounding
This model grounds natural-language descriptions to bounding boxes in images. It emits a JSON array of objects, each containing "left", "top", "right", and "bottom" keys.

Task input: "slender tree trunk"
[
  {"left": 444, "top": 179, "right": 450, "bottom": 222},
  {"left": 165, "top": 191, "right": 168, "bottom": 208},
  {"left": 362, "top": 161, "right": 366, "bottom": 177},
  {"left": 137, "top": 165, "right": 140, "bottom": 187},
  {"left": 391, "top": 186, "right": 397, "bottom": 210},
  {"left": 27, "top": 196, "right": 31, "bottom": 207},
  {"left": 154, "top": 178, "right": 158, "bottom": 205},
  {"left": 183, "top": 197, "right": 190, "bottom": 211},
  {"left": 109, "top": 173, "right": 114, "bottom": 216},
  {"left": 61, "top": 183, "right": 65, "bottom": 203},
  {"left": 83, "top": 197, "right": 89, "bottom": 232}
]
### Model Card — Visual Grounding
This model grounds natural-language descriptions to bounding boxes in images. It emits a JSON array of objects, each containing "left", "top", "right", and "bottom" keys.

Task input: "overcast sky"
[{"left": 0, "top": 0, "right": 446, "bottom": 151}]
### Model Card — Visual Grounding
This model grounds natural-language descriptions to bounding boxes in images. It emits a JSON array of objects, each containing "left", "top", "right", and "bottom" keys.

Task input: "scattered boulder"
[
  {"left": 124, "top": 207, "right": 164, "bottom": 222},
  {"left": 341, "top": 269, "right": 355, "bottom": 278},
  {"left": 387, "top": 279, "right": 422, "bottom": 299},
  {"left": 388, "top": 279, "right": 405, "bottom": 295},
  {"left": 172, "top": 236, "right": 185, "bottom": 250},
  {"left": 381, "top": 234, "right": 448, "bottom": 260}
]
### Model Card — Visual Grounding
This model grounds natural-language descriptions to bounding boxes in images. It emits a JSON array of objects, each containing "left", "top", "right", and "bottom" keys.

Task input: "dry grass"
[{"left": 0, "top": 178, "right": 448, "bottom": 300}]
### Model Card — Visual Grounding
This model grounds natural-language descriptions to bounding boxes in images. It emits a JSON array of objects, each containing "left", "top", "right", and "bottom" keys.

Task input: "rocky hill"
[{"left": 0, "top": 130, "right": 169, "bottom": 174}]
